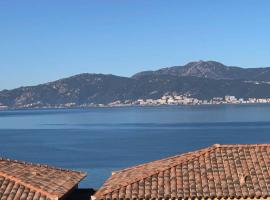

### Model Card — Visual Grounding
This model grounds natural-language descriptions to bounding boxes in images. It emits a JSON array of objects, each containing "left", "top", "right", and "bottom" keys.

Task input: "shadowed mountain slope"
[
  {"left": 1, "top": 61, "right": 270, "bottom": 108},
  {"left": 133, "top": 61, "right": 270, "bottom": 81}
]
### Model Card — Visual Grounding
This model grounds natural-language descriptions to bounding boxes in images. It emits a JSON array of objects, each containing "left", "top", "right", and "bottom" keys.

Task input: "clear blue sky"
[{"left": 1, "top": 0, "right": 270, "bottom": 90}]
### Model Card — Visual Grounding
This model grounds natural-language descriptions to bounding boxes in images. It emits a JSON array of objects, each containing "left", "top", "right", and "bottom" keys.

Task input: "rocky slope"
[
  {"left": 133, "top": 60, "right": 270, "bottom": 81},
  {"left": 1, "top": 61, "right": 270, "bottom": 108}
]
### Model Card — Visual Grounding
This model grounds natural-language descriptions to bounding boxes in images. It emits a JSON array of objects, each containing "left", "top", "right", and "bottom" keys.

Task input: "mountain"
[
  {"left": 1, "top": 61, "right": 270, "bottom": 108},
  {"left": 0, "top": 74, "right": 135, "bottom": 107},
  {"left": 132, "top": 60, "right": 270, "bottom": 81},
  {"left": 130, "top": 74, "right": 270, "bottom": 100}
]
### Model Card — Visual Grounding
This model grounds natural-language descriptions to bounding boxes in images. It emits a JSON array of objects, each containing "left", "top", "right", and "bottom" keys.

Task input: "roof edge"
[
  {"left": 215, "top": 143, "right": 270, "bottom": 148},
  {"left": 94, "top": 145, "right": 219, "bottom": 198},
  {"left": 0, "top": 171, "right": 59, "bottom": 200},
  {"left": 0, "top": 165, "right": 87, "bottom": 200},
  {"left": 94, "top": 143, "right": 270, "bottom": 199},
  {"left": 0, "top": 157, "right": 86, "bottom": 175},
  {"left": 112, "top": 145, "right": 215, "bottom": 175}
]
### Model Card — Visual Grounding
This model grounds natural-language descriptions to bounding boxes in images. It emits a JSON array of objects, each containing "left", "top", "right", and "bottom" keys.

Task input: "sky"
[{"left": 1, "top": 0, "right": 270, "bottom": 90}]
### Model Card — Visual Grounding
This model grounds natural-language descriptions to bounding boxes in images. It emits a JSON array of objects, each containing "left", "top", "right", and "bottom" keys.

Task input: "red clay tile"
[
  {"left": 93, "top": 144, "right": 270, "bottom": 200},
  {"left": 0, "top": 158, "right": 86, "bottom": 200}
]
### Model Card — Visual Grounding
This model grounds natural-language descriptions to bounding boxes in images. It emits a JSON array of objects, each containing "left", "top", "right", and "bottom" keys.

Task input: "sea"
[{"left": 1, "top": 104, "right": 270, "bottom": 188}]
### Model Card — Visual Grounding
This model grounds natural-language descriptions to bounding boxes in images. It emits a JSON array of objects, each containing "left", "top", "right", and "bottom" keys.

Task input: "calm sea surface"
[{"left": 1, "top": 104, "right": 270, "bottom": 188}]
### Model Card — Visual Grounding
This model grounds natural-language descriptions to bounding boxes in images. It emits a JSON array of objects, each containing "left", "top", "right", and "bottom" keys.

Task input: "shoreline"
[{"left": 1, "top": 102, "right": 270, "bottom": 112}]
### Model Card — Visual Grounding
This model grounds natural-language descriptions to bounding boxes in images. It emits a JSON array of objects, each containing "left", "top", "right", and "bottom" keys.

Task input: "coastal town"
[
  {"left": 2, "top": 94, "right": 270, "bottom": 110},
  {"left": 107, "top": 95, "right": 270, "bottom": 107}
]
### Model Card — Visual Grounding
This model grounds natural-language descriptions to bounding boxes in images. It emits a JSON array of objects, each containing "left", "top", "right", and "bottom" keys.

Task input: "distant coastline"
[
  {"left": 1, "top": 94, "right": 270, "bottom": 111},
  {"left": 2, "top": 61, "right": 270, "bottom": 110}
]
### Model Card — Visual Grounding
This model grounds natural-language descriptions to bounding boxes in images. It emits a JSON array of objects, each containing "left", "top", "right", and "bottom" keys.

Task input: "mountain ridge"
[
  {"left": 132, "top": 60, "right": 270, "bottom": 81},
  {"left": 1, "top": 60, "right": 270, "bottom": 108}
]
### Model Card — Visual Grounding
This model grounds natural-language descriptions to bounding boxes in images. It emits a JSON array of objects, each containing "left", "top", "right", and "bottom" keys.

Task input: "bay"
[{"left": 0, "top": 104, "right": 270, "bottom": 188}]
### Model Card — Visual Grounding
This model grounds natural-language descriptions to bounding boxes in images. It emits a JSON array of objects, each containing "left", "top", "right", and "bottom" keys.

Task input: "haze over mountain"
[{"left": 1, "top": 61, "right": 270, "bottom": 108}]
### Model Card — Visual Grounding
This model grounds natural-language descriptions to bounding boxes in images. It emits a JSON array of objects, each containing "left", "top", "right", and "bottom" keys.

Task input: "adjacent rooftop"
[
  {"left": 94, "top": 144, "right": 270, "bottom": 200},
  {"left": 2, "top": 144, "right": 270, "bottom": 200},
  {"left": 0, "top": 157, "right": 86, "bottom": 200}
]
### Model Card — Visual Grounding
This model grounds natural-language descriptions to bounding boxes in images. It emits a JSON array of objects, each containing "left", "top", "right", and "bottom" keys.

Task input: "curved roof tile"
[
  {"left": 0, "top": 158, "right": 86, "bottom": 200},
  {"left": 94, "top": 144, "right": 270, "bottom": 200}
]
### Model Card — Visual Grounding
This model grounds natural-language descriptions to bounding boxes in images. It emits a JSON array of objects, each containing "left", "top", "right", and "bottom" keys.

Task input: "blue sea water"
[{"left": 1, "top": 104, "right": 270, "bottom": 188}]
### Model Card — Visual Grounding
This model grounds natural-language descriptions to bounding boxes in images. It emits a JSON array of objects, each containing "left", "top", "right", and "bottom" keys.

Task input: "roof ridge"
[
  {"left": 112, "top": 152, "right": 194, "bottom": 175},
  {"left": 95, "top": 143, "right": 270, "bottom": 200},
  {"left": 216, "top": 143, "right": 270, "bottom": 148},
  {"left": 119, "top": 145, "right": 218, "bottom": 174},
  {"left": 112, "top": 144, "right": 225, "bottom": 175},
  {"left": 95, "top": 145, "right": 219, "bottom": 198},
  {"left": 0, "top": 157, "right": 86, "bottom": 175},
  {"left": 0, "top": 171, "right": 58, "bottom": 200}
]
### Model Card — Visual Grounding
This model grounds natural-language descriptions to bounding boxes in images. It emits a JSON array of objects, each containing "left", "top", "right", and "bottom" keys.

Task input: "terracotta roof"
[
  {"left": 0, "top": 157, "right": 86, "bottom": 200},
  {"left": 94, "top": 144, "right": 270, "bottom": 200}
]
